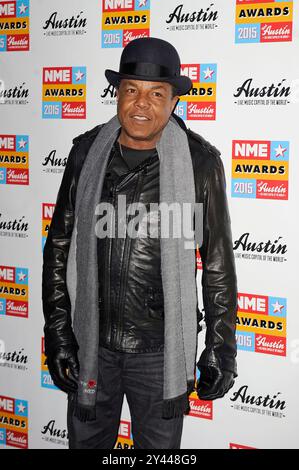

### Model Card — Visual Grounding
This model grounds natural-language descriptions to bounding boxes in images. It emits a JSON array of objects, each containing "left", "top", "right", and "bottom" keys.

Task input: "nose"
[{"left": 134, "top": 90, "right": 150, "bottom": 109}]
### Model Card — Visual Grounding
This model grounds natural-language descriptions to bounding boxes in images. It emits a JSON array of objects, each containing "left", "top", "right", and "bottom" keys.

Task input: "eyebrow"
[{"left": 124, "top": 81, "right": 167, "bottom": 91}]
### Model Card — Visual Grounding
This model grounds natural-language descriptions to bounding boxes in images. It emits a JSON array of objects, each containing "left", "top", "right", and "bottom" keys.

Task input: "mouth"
[{"left": 130, "top": 114, "right": 151, "bottom": 122}]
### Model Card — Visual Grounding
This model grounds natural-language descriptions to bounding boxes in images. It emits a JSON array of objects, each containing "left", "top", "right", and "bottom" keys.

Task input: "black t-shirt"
[{"left": 118, "top": 142, "right": 156, "bottom": 169}]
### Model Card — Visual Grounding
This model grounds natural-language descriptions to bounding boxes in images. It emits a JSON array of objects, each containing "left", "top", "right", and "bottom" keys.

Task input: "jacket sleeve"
[
  {"left": 197, "top": 152, "right": 238, "bottom": 378},
  {"left": 42, "top": 141, "right": 79, "bottom": 357}
]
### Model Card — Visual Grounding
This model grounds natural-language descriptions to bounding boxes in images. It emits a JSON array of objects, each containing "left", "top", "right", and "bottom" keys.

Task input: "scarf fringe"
[
  {"left": 162, "top": 380, "right": 195, "bottom": 419},
  {"left": 68, "top": 393, "right": 97, "bottom": 422},
  {"left": 69, "top": 379, "right": 196, "bottom": 422},
  {"left": 73, "top": 404, "right": 97, "bottom": 422}
]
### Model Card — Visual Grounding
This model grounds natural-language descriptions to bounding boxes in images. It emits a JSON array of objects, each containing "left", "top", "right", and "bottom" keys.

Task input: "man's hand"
[
  {"left": 196, "top": 365, "right": 235, "bottom": 401},
  {"left": 46, "top": 345, "right": 79, "bottom": 394}
]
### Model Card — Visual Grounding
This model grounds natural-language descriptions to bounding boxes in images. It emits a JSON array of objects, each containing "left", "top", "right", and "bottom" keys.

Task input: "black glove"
[
  {"left": 196, "top": 365, "right": 235, "bottom": 401},
  {"left": 46, "top": 344, "right": 79, "bottom": 394}
]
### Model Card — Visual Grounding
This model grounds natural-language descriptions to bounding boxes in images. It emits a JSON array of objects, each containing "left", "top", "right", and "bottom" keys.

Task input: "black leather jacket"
[
  {"left": 97, "top": 141, "right": 166, "bottom": 353},
  {"left": 42, "top": 116, "right": 238, "bottom": 378}
]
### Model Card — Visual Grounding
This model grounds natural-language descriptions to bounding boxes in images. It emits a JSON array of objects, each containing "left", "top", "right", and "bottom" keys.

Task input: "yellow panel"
[
  {"left": 237, "top": 312, "right": 286, "bottom": 337},
  {"left": 102, "top": 10, "right": 150, "bottom": 30},
  {"left": 42, "top": 84, "right": 86, "bottom": 103},
  {"left": 236, "top": 2, "right": 293, "bottom": 24},
  {"left": 232, "top": 159, "right": 288, "bottom": 180}
]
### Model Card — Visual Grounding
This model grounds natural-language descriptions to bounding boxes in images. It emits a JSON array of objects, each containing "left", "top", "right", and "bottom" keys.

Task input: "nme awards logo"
[
  {"left": 175, "top": 63, "right": 217, "bottom": 120},
  {"left": 101, "top": 0, "right": 150, "bottom": 48},
  {"left": 236, "top": 293, "right": 287, "bottom": 356},
  {"left": 42, "top": 203, "right": 55, "bottom": 250},
  {"left": 0, "top": 395, "right": 28, "bottom": 448},
  {"left": 114, "top": 420, "right": 134, "bottom": 449},
  {"left": 231, "top": 139, "right": 289, "bottom": 200},
  {"left": 235, "top": 0, "right": 293, "bottom": 44},
  {"left": 41, "top": 338, "right": 58, "bottom": 390},
  {"left": 42, "top": 66, "right": 86, "bottom": 119},
  {"left": 0, "top": 265, "right": 28, "bottom": 318},
  {"left": 0, "top": 134, "right": 29, "bottom": 185},
  {"left": 0, "top": 0, "right": 29, "bottom": 52}
]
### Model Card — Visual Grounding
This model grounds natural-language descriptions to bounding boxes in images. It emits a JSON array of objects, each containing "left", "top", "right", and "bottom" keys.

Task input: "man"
[{"left": 42, "top": 37, "right": 238, "bottom": 450}]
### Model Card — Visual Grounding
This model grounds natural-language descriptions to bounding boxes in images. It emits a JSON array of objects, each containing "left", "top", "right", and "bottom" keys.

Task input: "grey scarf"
[{"left": 66, "top": 114, "right": 199, "bottom": 421}]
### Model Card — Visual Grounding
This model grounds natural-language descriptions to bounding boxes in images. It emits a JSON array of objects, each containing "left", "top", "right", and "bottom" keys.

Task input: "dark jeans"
[{"left": 67, "top": 345, "right": 184, "bottom": 449}]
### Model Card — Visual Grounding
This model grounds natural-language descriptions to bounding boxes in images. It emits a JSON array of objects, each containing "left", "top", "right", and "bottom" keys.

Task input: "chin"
[
  {"left": 131, "top": 133, "right": 151, "bottom": 141},
  {"left": 126, "top": 130, "right": 153, "bottom": 141}
]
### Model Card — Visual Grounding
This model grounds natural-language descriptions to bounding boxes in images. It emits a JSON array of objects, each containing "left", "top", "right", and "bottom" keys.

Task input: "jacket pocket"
[{"left": 145, "top": 287, "right": 164, "bottom": 320}]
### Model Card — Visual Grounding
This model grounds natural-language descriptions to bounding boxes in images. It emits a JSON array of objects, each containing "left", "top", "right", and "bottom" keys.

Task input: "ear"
[{"left": 171, "top": 97, "right": 180, "bottom": 113}]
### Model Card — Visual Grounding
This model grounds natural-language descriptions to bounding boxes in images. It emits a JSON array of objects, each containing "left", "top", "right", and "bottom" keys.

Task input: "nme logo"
[
  {"left": 0, "top": 395, "right": 28, "bottom": 448},
  {"left": 0, "top": 2, "right": 16, "bottom": 16},
  {"left": 0, "top": 134, "right": 29, "bottom": 185},
  {"left": 175, "top": 63, "right": 217, "bottom": 121},
  {"left": 43, "top": 67, "right": 72, "bottom": 84},
  {"left": 42, "top": 203, "right": 55, "bottom": 251},
  {"left": 231, "top": 139, "right": 289, "bottom": 200},
  {"left": 0, "top": 0, "right": 30, "bottom": 52},
  {"left": 118, "top": 420, "right": 131, "bottom": 439},
  {"left": 236, "top": 292, "right": 287, "bottom": 356},
  {"left": 181, "top": 64, "right": 199, "bottom": 82},
  {"left": 101, "top": 0, "right": 150, "bottom": 48},
  {"left": 42, "top": 66, "right": 87, "bottom": 119},
  {"left": 103, "top": 0, "right": 135, "bottom": 11},
  {"left": 0, "top": 265, "right": 28, "bottom": 317},
  {"left": 235, "top": 0, "right": 293, "bottom": 43}
]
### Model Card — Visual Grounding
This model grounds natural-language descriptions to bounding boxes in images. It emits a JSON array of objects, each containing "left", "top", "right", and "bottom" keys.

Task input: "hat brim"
[{"left": 105, "top": 69, "right": 192, "bottom": 96}]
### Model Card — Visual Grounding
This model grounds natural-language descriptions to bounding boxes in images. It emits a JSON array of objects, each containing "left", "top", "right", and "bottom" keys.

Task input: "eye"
[
  {"left": 127, "top": 88, "right": 136, "bottom": 94},
  {"left": 153, "top": 91, "right": 163, "bottom": 97}
]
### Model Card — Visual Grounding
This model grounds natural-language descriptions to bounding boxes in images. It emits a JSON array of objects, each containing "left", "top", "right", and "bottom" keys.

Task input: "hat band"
[{"left": 120, "top": 62, "right": 176, "bottom": 79}]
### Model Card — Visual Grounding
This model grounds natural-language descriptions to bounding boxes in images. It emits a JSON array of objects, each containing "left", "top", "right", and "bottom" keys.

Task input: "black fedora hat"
[{"left": 105, "top": 37, "right": 192, "bottom": 96}]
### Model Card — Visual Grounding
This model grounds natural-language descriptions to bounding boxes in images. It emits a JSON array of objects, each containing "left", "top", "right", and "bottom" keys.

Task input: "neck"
[{"left": 118, "top": 129, "right": 160, "bottom": 150}]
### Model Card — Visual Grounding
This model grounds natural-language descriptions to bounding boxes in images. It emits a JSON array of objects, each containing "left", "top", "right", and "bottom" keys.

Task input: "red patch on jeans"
[{"left": 87, "top": 380, "right": 97, "bottom": 389}]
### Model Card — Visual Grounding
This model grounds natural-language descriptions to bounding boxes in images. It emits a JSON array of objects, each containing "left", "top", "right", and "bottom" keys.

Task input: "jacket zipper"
[
  {"left": 107, "top": 170, "right": 142, "bottom": 346},
  {"left": 111, "top": 168, "right": 147, "bottom": 349},
  {"left": 105, "top": 186, "right": 115, "bottom": 346}
]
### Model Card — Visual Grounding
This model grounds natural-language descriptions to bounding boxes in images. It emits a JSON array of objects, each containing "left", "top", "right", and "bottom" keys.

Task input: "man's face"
[{"left": 116, "top": 79, "right": 179, "bottom": 149}]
